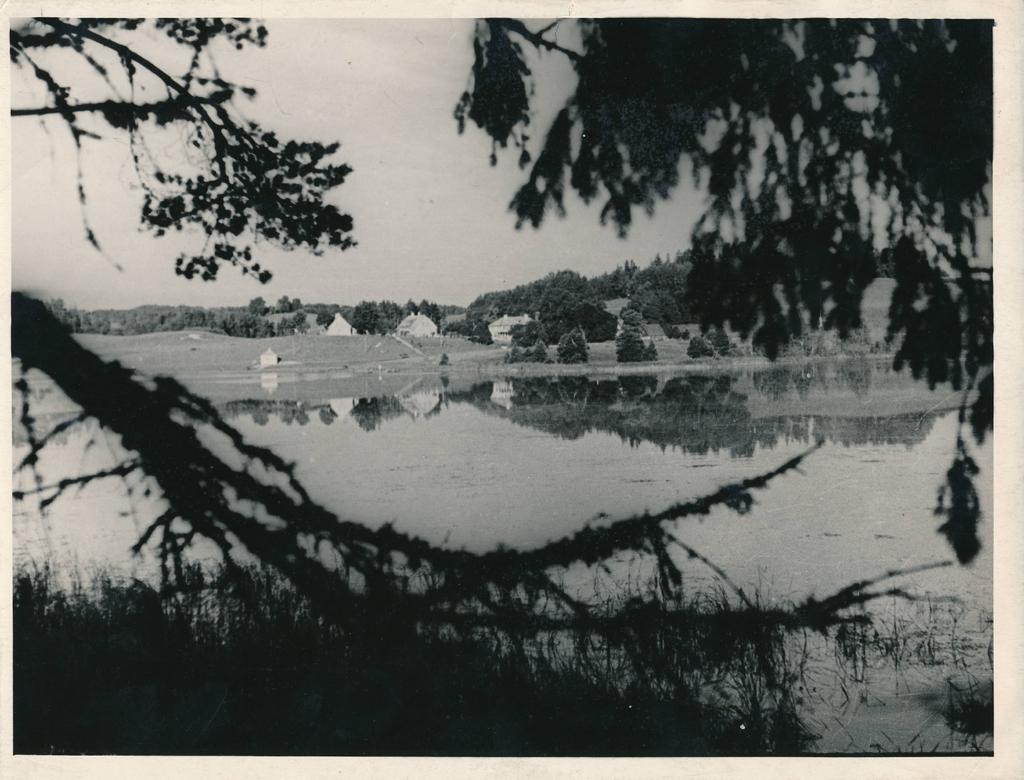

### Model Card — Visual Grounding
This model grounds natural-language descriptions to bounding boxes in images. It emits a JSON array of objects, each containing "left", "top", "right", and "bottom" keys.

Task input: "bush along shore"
[{"left": 14, "top": 561, "right": 992, "bottom": 755}]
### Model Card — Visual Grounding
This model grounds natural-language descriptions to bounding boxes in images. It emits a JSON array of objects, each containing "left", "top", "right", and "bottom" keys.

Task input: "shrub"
[
  {"left": 530, "top": 340, "right": 549, "bottom": 363},
  {"left": 510, "top": 321, "right": 547, "bottom": 349},
  {"left": 707, "top": 326, "right": 732, "bottom": 356},
  {"left": 439, "top": 353, "right": 449, "bottom": 366},
  {"left": 557, "top": 327, "right": 589, "bottom": 364},
  {"left": 616, "top": 310, "right": 646, "bottom": 363},
  {"left": 687, "top": 335, "right": 714, "bottom": 359},
  {"left": 642, "top": 341, "right": 658, "bottom": 361},
  {"left": 504, "top": 345, "right": 525, "bottom": 364}
]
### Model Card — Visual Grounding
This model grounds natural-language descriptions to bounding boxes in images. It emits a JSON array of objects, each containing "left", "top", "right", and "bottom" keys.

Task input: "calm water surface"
[
  {"left": 12, "top": 358, "right": 994, "bottom": 752},
  {"left": 14, "top": 359, "right": 992, "bottom": 600}
]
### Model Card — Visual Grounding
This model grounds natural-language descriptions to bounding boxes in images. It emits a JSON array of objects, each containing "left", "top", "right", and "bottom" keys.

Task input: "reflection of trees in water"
[
  {"left": 222, "top": 399, "right": 314, "bottom": 427},
  {"left": 221, "top": 393, "right": 444, "bottom": 432},
  {"left": 217, "top": 369, "right": 942, "bottom": 456},
  {"left": 349, "top": 396, "right": 407, "bottom": 432},
  {"left": 752, "top": 358, "right": 875, "bottom": 401},
  {"left": 486, "top": 375, "right": 757, "bottom": 457},
  {"left": 455, "top": 375, "right": 942, "bottom": 456}
]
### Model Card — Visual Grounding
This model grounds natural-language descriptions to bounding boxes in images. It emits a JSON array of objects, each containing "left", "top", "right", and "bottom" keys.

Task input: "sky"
[{"left": 11, "top": 19, "right": 706, "bottom": 309}]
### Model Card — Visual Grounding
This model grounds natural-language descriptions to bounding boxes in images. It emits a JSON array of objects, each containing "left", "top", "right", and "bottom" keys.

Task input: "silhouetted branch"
[
  {"left": 33, "top": 18, "right": 230, "bottom": 160},
  {"left": 496, "top": 19, "right": 583, "bottom": 62},
  {"left": 12, "top": 93, "right": 231, "bottom": 118}
]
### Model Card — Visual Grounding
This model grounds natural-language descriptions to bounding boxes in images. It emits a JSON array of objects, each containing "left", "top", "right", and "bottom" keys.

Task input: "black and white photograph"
[{"left": 4, "top": 4, "right": 1020, "bottom": 771}]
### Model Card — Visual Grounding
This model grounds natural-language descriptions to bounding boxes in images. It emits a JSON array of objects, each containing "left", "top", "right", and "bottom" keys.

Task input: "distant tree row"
[
  {"left": 43, "top": 299, "right": 273, "bottom": 337},
  {"left": 41, "top": 297, "right": 462, "bottom": 338},
  {"left": 457, "top": 244, "right": 899, "bottom": 349},
  {"left": 348, "top": 299, "right": 461, "bottom": 335}
]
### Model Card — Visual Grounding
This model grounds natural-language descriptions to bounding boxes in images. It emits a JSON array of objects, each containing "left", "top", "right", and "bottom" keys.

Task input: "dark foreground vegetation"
[{"left": 13, "top": 561, "right": 991, "bottom": 756}]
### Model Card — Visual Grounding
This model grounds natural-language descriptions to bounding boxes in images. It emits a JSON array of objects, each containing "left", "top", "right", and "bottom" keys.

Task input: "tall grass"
[
  {"left": 14, "top": 561, "right": 991, "bottom": 755},
  {"left": 15, "top": 561, "right": 820, "bottom": 755}
]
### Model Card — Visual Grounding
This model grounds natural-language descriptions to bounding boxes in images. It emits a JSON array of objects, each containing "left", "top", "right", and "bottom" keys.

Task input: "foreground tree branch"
[{"left": 10, "top": 18, "right": 355, "bottom": 282}]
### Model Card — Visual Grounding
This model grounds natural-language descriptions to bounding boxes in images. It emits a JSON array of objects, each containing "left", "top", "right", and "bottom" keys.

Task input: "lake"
[{"left": 12, "top": 356, "right": 994, "bottom": 752}]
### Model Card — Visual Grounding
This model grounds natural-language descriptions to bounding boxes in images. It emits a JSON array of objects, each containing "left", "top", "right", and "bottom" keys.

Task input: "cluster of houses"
[
  {"left": 259, "top": 311, "right": 442, "bottom": 367},
  {"left": 258, "top": 300, "right": 697, "bottom": 368},
  {"left": 266, "top": 311, "right": 444, "bottom": 339}
]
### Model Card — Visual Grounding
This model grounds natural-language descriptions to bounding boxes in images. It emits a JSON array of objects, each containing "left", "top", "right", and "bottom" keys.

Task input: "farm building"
[
  {"left": 325, "top": 312, "right": 356, "bottom": 336},
  {"left": 488, "top": 314, "right": 533, "bottom": 345},
  {"left": 396, "top": 313, "right": 438, "bottom": 338},
  {"left": 259, "top": 348, "right": 280, "bottom": 368}
]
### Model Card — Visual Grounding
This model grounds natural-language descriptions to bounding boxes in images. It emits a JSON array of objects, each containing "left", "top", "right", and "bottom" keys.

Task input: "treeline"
[
  {"left": 43, "top": 299, "right": 278, "bottom": 337},
  {"left": 448, "top": 253, "right": 697, "bottom": 345},
  {"left": 349, "top": 299, "right": 462, "bottom": 335},
  {"left": 43, "top": 297, "right": 463, "bottom": 338},
  {"left": 452, "top": 247, "right": 897, "bottom": 346}
]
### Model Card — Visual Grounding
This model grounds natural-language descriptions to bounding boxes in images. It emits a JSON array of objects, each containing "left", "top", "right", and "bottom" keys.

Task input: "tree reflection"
[{"left": 215, "top": 364, "right": 946, "bottom": 458}]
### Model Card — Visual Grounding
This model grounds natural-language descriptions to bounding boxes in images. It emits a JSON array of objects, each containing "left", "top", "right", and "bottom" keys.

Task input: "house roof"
[
  {"left": 326, "top": 312, "right": 354, "bottom": 330},
  {"left": 489, "top": 314, "right": 533, "bottom": 328},
  {"left": 397, "top": 313, "right": 438, "bottom": 331}
]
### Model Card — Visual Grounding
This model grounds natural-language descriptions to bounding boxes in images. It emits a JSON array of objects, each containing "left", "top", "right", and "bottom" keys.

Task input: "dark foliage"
[
  {"left": 707, "top": 326, "right": 733, "bottom": 357},
  {"left": 465, "top": 255, "right": 689, "bottom": 342},
  {"left": 615, "top": 309, "right": 646, "bottom": 363},
  {"left": 11, "top": 18, "right": 355, "bottom": 281},
  {"left": 458, "top": 18, "right": 993, "bottom": 562},
  {"left": 557, "top": 327, "right": 589, "bottom": 364},
  {"left": 20, "top": 559, "right": 956, "bottom": 755},
  {"left": 509, "top": 320, "right": 548, "bottom": 348}
]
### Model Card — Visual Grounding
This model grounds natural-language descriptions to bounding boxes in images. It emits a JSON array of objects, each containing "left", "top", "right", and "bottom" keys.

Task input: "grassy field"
[
  {"left": 76, "top": 330, "right": 505, "bottom": 376},
  {"left": 72, "top": 277, "right": 898, "bottom": 380}
]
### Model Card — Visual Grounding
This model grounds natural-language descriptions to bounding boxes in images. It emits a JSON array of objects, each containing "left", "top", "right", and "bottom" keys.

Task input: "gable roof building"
[
  {"left": 259, "top": 348, "right": 280, "bottom": 368},
  {"left": 325, "top": 312, "right": 356, "bottom": 336},
  {"left": 488, "top": 314, "right": 533, "bottom": 344},
  {"left": 396, "top": 313, "right": 439, "bottom": 338}
]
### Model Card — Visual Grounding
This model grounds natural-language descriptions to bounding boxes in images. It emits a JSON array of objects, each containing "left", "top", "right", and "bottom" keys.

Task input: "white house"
[
  {"left": 396, "top": 313, "right": 438, "bottom": 338},
  {"left": 325, "top": 312, "right": 356, "bottom": 336},
  {"left": 488, "top": 314, "right": 533, "bottom": 345},
  {"left": 259, "top": 348, "right": 280, "bottom": 368}
]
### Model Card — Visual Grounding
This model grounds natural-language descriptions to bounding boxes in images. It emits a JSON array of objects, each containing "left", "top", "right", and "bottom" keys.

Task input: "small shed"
[{"left": 259, "top": 348, "right": 280, "bottom": 368}]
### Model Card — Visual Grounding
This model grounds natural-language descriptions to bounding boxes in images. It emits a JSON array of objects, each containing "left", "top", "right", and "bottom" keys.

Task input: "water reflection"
[{"left": 217, "top": 360, "right": 952, "bottom": 458}]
